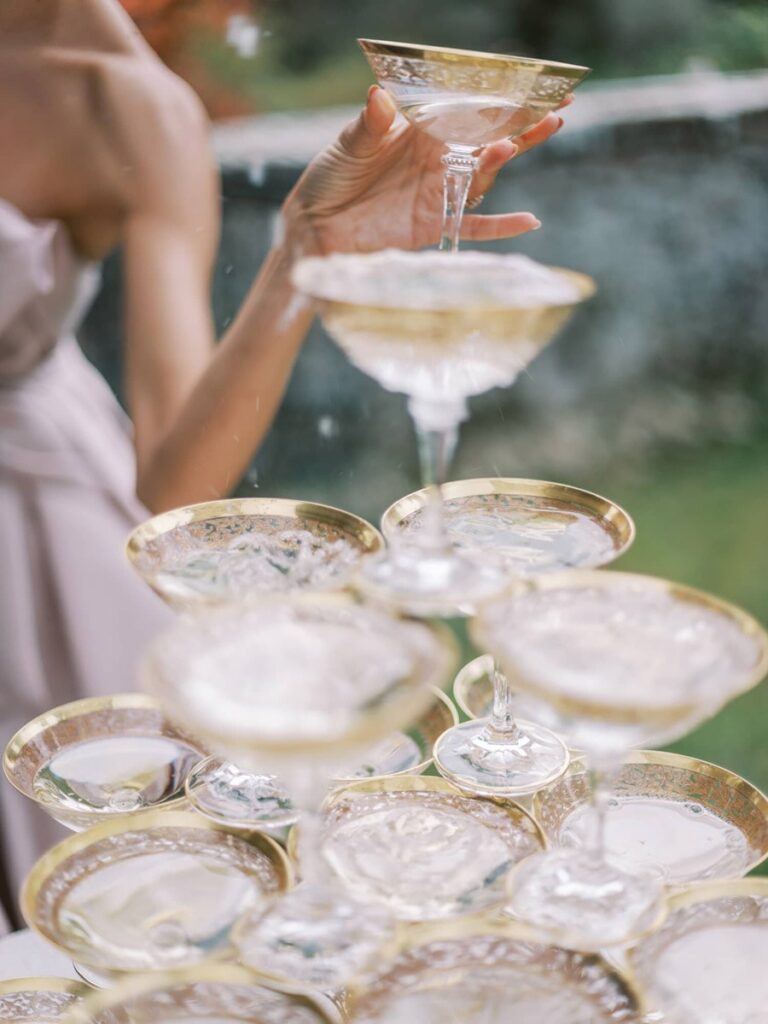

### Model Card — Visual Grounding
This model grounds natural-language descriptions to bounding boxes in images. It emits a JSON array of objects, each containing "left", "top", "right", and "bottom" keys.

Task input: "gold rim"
[
  {"left": 358, "top": 37, "right": 591, "bottom": 77},
  {"left": 664, "top": 875, "right": 768, "bottom": 907},
  {"left": 3, "top": 694, "right": 172, "bottom": 799},
  {"left": 64, "top": 963, "right": 338, "bottom": 1023},
  {"left": 126, "top": 497, "right": 384, "bottom": 568},
  {"left": 0, "top": 977, "right": 91, "bottom": 997},
  {"left": 472, "top": 569, "right": 768, "bottom": 723},
  {"left": 21, "top": 809, "right": 293, "bottom": 971},
  {"left": 143, "top": 605, "right": 459, "bottom": 760},
  {"left": 346, "top": 914, "right": 643, "bottom": 1016},
  {"left": 532, "top": 749, "right": 768, "bottom": 879},
  {"left": 311, "top": 265, "right": 596, "bottom": 317},
  {"left": 382, "top": 477, "right": 635, "bottom": 564},
  {"left": 332, "top": 686, "right": 460, "bottom": 784}
]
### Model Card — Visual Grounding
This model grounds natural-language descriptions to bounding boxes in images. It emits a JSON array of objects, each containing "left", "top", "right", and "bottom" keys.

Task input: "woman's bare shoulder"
[
  {"left": 75, "top": 49, "right": 216, "bottom": 216},
  {"left": 0, "top": 46, "right": 215, "bottom": 222}
]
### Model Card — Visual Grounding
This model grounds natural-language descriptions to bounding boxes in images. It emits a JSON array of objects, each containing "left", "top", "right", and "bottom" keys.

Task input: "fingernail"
[
  {"left": 532, "top": 219, "right": 542, "bottom": 230},
  {"left": 374, "top": 87, "right": 396, "bottom": 116},
  {"left": 368, "top": 84, "right": 378, "bottom": 98},
  {"left": 557, "top": 116, "right": 565, "bottom": 130}
]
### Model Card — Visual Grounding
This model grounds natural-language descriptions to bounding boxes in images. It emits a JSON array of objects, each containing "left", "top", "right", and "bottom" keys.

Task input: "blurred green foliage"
[{"left": 199, "top": 0, "right": 768, "bottom": 112}]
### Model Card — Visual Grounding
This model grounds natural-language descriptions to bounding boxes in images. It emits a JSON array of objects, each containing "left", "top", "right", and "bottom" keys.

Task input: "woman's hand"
[{"left": 284, "top": 85, "right": 567, "bottom": 256}]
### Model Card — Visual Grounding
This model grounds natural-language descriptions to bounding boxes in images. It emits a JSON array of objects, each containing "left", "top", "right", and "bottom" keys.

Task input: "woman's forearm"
[{"left": 135, "top": 237, "right": 315, "bottom": 513}]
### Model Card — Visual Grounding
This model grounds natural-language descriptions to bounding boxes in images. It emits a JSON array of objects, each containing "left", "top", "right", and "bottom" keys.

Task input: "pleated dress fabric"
[{"left": 0, "top": 199, "right": 171, "bottom": 929}]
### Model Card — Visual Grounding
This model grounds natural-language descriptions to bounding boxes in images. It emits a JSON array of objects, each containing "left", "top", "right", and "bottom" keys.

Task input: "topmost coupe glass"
[{"left": 358, "top": 39, "right": 590, "bottom": 251}]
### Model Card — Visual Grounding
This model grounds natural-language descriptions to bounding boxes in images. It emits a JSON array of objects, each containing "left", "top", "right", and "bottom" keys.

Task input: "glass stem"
[
  {"left": 586, "top": 760, "right": 621, "bottom": 868},
  {"left": 488, "top": 660, "right": 521, "bottom": 740},
  {"left": 297, "top": 808, "right": 325, "bottom": 885},
  {"left": 412, "top": 416, "right": 459, "bottom": 552},
  {"left": 439, "top": 150, "right": 479, "bottom": 252}
]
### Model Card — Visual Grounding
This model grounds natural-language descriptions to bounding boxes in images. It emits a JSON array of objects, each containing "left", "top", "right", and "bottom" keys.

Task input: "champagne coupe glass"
[
  {"left": 142, "top": 596, "right": 457, "bottom": 990},
  {"left": 474, "top": 570, "right": 768, "bottom": 950},
  {"left": 628, "top": 878, "right": 768, "bottom": 1024},
  {"left": 127, "top": 497, "right": 384, "bottom": 831},
  {"left": 382, "top": 478, "right": 634, "bottom": 796},
  {"left": 3, "top": 695, "right": 206, "bottom": 831},
  {"left": 346, "top": 918, "right": 643, "bottom": 1023},
  {"left": 359, "top": 39, "right": 590, "bottom": 252},
  {"left": 293, "top": 250, "right": 595, "bottom": 617},
  {"left": 63, "top": 963, "right": 339, "bottom": 1024},
  {"left": 533, "top": 750, "right": 768, "bottom": 890}
]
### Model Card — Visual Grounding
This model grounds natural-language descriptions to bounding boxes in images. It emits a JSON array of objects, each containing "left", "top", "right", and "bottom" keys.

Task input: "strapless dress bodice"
[{"left": 0, "top": 197, "right": 100, "bottom": 381}]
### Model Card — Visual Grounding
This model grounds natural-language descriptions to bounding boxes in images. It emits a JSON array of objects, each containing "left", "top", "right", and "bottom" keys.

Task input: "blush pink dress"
[{"left": 0, "top": 199, "right": 172, "bottom": 930}]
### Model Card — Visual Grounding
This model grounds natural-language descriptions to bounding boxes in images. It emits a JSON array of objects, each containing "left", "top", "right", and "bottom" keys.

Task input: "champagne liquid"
[
  {"left": 401, "top": 95, "right": 543, "bottom": 146},
  {"left": 400, "top": 495, "right": 621, "bottom": 575},
  {"left": 58, "top": 846, "right": 265, "bottom": 971},
  {"left": 560, "top": 796, "right": 749, "bottom": 886},
  {"left": 148, "top": 604, "right": 445, "bottom": 780},
  {"left": 651, "top": 924, "right": 768, "bottom": 1023},
  {"left": 295, "top": 251, "right": 584, "bottom": 405},
  {"left": 357, "top": 938, "right": 636, "bottom": 1024},
  {"left": 149, "top": 528, "right": 361, "bottom": 605},
  {"left": 322, "top": 790, "right": 540, "bottom": 920},
  {"left": 0, "top": 991, "right": 80, "bottom": 1023},
  {"left": 110, "top": 986, "right": 326, "bottom": 1024},
  {"left": 33, "top": 735, "right": 200, "bottom": 819},
  {"left": 361, "top": 978, "right": 616, "bottom": 1024},
  {"left": 481, "top": 583, "right": 762, "bottom": 750}
]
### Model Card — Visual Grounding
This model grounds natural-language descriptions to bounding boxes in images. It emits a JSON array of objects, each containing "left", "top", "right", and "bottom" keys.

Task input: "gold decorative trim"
[{"left": 358, "top": 37, "right": 591, "bottom": 78}]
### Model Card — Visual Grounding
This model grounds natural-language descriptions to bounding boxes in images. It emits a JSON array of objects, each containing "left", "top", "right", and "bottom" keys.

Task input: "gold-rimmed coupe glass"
[
  {"left": 0, "top": 978, "right": 91, "bottom": 1023},
  {"left": 627, "top": 878, "right": 768, "bottom": 1024},
  {"left": 61, "top": 963, "right": 339, "bottom": 1024},
  {"left": 126, "top": 497, "right": 383, "bottom": 610},
  {"left": 358, "top": 39, "right": 590, "bottom": 252},
  {"left": 294, "top": 250, "right": 595, "bottom": 617},
  {"left": 143, "top": 595, "right": 457, "bottom": 990},
  {"left": 128, "top": 497, "right": 384, "bottom": 832},
  {"left": 309, "top": 775, "right": 543, "bottom": 923},
  {"left": 346, "top": 917, "right": 643, "bottom": 1023},
  {"left": 3, "top": 695, "right": 205, "bottom": 831},
  {"left": 384, "top": 478, "right": 634, "bottom": 796},
  {"left": 21, "top": 809, "right": 292, "bottom": 976},
  {"left": 474, "top": 570, "right": 768, "bottom": 950},
  {"left": 534, "top": 750, "right": 768, "bottom": 889},
  {"left": 184, "top": 687, "right": 458, "bottom": 830}
]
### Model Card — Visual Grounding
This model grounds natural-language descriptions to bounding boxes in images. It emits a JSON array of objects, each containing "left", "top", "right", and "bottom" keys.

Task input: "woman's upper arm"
[{"left": 108, "top": 64, "right": 220, "bottom": 462}]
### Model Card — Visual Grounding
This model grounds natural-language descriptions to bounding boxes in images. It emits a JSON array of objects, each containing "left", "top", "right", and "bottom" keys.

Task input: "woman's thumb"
[{"left": 340, "top": 86, "right": 397, "bottom": 155}]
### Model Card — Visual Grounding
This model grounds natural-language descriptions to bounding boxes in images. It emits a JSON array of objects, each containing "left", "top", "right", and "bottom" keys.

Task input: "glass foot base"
[
  {"left": 507, "top": 848, "right": 665, "bottom": 951},
  {"left": 72, "top": 961, "right": 116, "bottom": 989},
  {"left": 235, "top": 883, "right": 395, "bottom": 990},
  {"left": 185, "top": 756, "right": 298, "bottom": 829},
  {"left": 434, "top": 718, "right": 570, "bottom": 797},
  {"left": 355, "top": 548, "right": 508, "bottom": 618}
]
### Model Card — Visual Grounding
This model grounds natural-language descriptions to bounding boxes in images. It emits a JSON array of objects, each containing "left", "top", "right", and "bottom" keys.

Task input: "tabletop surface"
[{"left": 0, "top": 929, "right": 79, "bottom": 982}]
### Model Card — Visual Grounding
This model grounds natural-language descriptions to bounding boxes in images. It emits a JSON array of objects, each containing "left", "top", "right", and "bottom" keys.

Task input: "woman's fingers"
[
  {"left": 470, "top": 140, "right": 518, "bottom": 202},
  {"left": 514, "top": 112, "right": 564, "bottom": 156},
  {"left": 468, "top": 110, "right": 565, "bottom": 203},
  {"left": 460, "top": 212, "right": 542, "bottom": 241}
]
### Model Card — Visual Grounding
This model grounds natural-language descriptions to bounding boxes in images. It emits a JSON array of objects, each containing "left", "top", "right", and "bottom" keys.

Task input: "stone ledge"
[{"left": 214, "top": 68, "right": 768, "bottom": 197}]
